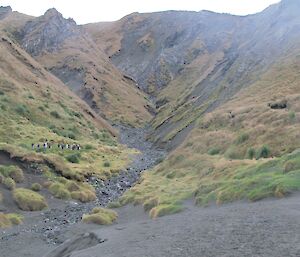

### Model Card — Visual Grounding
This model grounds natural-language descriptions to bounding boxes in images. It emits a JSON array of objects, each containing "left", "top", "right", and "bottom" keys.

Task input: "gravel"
[{"left": 0, "top": 125, "right": 166, "bottom": 245}]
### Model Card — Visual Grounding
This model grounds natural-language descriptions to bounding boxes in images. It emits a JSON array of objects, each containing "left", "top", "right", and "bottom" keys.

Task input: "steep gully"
[{"left": 0, "top": 125, "right": 166, "bottom": 244}]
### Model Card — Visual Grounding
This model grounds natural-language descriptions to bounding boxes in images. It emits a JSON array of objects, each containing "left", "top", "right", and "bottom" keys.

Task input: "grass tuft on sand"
[
  {"left": 31, "top": 183, "right": 42, "bottom": 191},
  {"left": 82, "top": 207, "right": 118, "bottom": 225},
  {"left": 49, "top": 182, "right": 71, "bottom": 200},
  {"left": 2, "top": 177, "right": 16, "bottom": 190},
  {"left": 0, "top": 213, "right": 23, "bottom": 228},
  {"left": 149, "top": 204, "right": 183, "bottom": 219},
  {"left": 0, "top": 165, "right": 24, "bottom": 183},
  {"left": 47, "top": 180, "right": 96, "bottom": 202},
  {"left": 13, "top": 188, "right": 48, "bottom": 211}
]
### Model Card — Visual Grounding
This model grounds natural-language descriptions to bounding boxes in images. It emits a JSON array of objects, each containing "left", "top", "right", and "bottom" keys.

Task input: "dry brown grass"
[
  {"left": 120, "top": 57, "right": 300, "bottom": 213},
  {"left": 0, "top": 212, "right": 23, "bottom": 228},
  {"left": 82, "top": 207, "right": 118, "bottom": 225},
  {"left": 13, "top": 188, "right": 48, "bottom": 211}
]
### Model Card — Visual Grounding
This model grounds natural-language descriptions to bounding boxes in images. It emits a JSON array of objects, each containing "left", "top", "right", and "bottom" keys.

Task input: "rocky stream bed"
[{"left": 0, "top": 126, "right": 166, "bottom": 245}]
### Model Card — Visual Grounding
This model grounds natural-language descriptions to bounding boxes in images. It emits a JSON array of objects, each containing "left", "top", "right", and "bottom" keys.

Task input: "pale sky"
[{"left": 0, "top": 0, "right": 281, "bottom": 24}]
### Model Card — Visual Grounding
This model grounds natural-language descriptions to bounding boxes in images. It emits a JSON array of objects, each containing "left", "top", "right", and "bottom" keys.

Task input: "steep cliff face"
[
  {"left": 0, "top": 6, "right": 12, "bottom": 20},
  {"left": 14, "top": 9, "right": 152, "bottom": 126},
  {"left": 85, "top": 11, "right": 240, "bottom": 95},
  {"left": 86, "top": 0, "right": 300, "bottom": 148},
  {"left": 0, "top": 29, "right": 115, "bottom": 140},
  {"left": 21, "top": 8, "right": 78, "bottom": 56}
]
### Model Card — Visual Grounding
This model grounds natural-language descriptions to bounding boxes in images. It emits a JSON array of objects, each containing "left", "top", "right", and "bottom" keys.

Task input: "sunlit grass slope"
[{"left": 0, "top": 32, "right": 133, "bottom": 180}]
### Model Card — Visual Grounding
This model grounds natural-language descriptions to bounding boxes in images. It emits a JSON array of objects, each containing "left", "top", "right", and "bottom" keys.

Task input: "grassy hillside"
[
  {"left": 119, "top": 54, "right": 300, "bottom": 217},
  {"left": 14, "top": 9, "right": 153, "bottom": 127},
  {"left": 0, "top": 29, "right": 134, "bottom": 176},
  {"left": 86, "top": 0, "right": 300, "bottom": 148},
  {"left": 0, "top": 28, "right": 135, "bottom": 219}
]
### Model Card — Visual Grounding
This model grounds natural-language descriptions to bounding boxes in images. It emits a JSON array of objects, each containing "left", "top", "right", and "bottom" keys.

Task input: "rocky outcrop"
[
  {"left": 43, "top": 233, "right": 104, "bottom": 257},
  {"left": 21, "top": 8, "right": 78, "bottom": 56},
  {"left": 85, "top": 0, "right": 300, "bottom": 149},
  {"left": 0, "top": 6, "right": 12, "bottom": 20},
  {"left": 12, "top": 8, "right": 153, "bottom": 126},
  {"left": 102, "top": 11, "right": 239, "bottom": 94}
]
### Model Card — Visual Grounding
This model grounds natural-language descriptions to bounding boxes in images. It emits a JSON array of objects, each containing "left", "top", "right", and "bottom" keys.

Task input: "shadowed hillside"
[
  {"left": 8, "top": 8, "right": 153, "bottom": 126},
  {"left": 84, "top": 0, "right": 300, "bottom": 215},
  {"left": 86, "top": 0, "right": 300, "bottom": 149}
]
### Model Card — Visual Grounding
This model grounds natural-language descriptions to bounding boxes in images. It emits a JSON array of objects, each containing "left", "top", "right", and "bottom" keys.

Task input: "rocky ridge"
[{"left": 21, "top": 8, "right": 78, "bottom": 56}]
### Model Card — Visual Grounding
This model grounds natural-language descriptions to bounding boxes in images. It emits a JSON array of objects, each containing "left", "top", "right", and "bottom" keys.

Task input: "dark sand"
[{"left": 2, "top": 195, "right": 299, "bottom": 257}]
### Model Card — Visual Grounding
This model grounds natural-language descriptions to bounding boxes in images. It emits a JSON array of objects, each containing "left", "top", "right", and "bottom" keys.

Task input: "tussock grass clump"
[
  {"left": 66, "top": 153, "right": 81, "bottom": 164},
  {"left": 289, "top": 111, "right": 296, "bottom": 121},
  {"left": 15, "top": 104, "right": 29, "bottom": 116},
  {"left": 149, "top": 204, "right": 183, "bottom": 218},
  {"left": 3, "top": 177, "right": 16, "bottom": 190},
  {"left": 48, "top": 180, "right": 95, "bottom": 202},
  {"left": 8, "top": 167, "right": 24, "bottom": 183},
  {"left": 13, "top": 188, "right": 48, "bottom": 211},
  {"left": 225, "top": 146, "right": 243, "bottom": 160},
  {"left": 82, "top": 207, "right": 118, "bottom": 225},
  {"left": 0, "top": 165, "right": 24, "bottom": 183},
  {"left": 31, "top": 183, "right": 42, "bottom": 191},
  {"left": 50, "top": 111, "right": 61, "bottom": 119},
  {"left": 49, "top": 183, "right": 71, "bottom": 200},
  {"left": 103, "top": 161, "right": 111, "bottom": 167},
  {"left": 107, "top": 201, "right": 122, "bottom": 209},
  {"left": 284, "top": 159, "right": 300, "bottom": 173},
  {"left": 208, "top": 148, "right": 220, "bottom": 156},
  {"left": 65, "top": 180, "right": 81, "bottom": 192},
  {"left": 246, "top": 148, "right": 256, "bottom": 160},
  {"left": 70, "top": 189, "right": 96, "bottom": 203},
  {"left": 143, "top": 198, "right": 159, "bottom": 211},
  {"left": 6, "top": 213, "right": 23, "bottom": 225},
  {"left": 84, "top": 144, "right": 94, "bottom": 150},
  {"left": 0, "top": 213, "right": 22, "bottom": 228},
  {"left": 256, "top": 145, "right": 271, "bottom": 159},
  {"left": 0, "top": 213, "right": 11, "bottom": 228},
  {"left": 235, "top": 133, "right": 249, "bottom": 145}
]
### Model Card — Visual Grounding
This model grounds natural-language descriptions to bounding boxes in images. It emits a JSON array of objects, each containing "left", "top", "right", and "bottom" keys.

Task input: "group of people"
[
  {"left": 31, "top": 139, "right": 81, "bottom": 151},
  {"left": 57, "top": 143, "right": 81, "bottom": 150}
]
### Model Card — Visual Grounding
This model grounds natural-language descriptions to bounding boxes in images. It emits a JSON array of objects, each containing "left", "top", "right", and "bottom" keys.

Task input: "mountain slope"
[
  {"left": 0, "top": 15, "right": 137, "bottom": 190},
  {"left": 11, "top": 9, "right": 153, "bottom": 126},
  {"left": 86, "top": 0, "right": 300, "bottom": 148},
  {"left": 82, "top": 0, "right": 300, "bottom": 214}
]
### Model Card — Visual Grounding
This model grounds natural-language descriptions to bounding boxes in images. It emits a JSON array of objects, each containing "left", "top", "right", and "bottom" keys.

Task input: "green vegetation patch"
[
  {"left": 256, "top": 145, "right": 271, "bottom": 159},
  {"left": 0, "top": 165, "right": 24, "bottom": 183},
  {"left": 31, "top": 183, "right": 42, "bottom": 191},
  {"left": 235, "top": 133, "right": 249, "bottom": 145},
  {"left": 121, "top": 149, "right": 300, "bottom": 216},
  {"left": 0, "top": 213, "right": 23, "bottom": 228},
  {"left": 49, "top": 182, "right": 71, "bottom": 200},
  {"left": 149, "top": 204, "right": 183, "bottom": 218},
  {"left": 3, "top": 177, "right": 16, "bottom": 190},
  {"left": 82, "top": 207, "right": 118, "bottom": 225},
  {"left": 47, "top": 180, "right": 96, "bottom": 202},
  {"left": 13, "top": 188, "right": 48, "bottom": 211},
  {"left": 208, "top": 148, "right": 220, "bottom": 156},
  {"left": 195, "top": 150, "right": 300, "bottom": 204},
  {"left": 66, "top": 153, "right": 81, "bottom": 163}
]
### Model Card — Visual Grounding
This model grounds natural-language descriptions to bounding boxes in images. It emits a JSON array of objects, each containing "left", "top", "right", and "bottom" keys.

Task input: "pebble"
[{"left": 0, "top": 125, "right": 166, "bottom": 245}]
